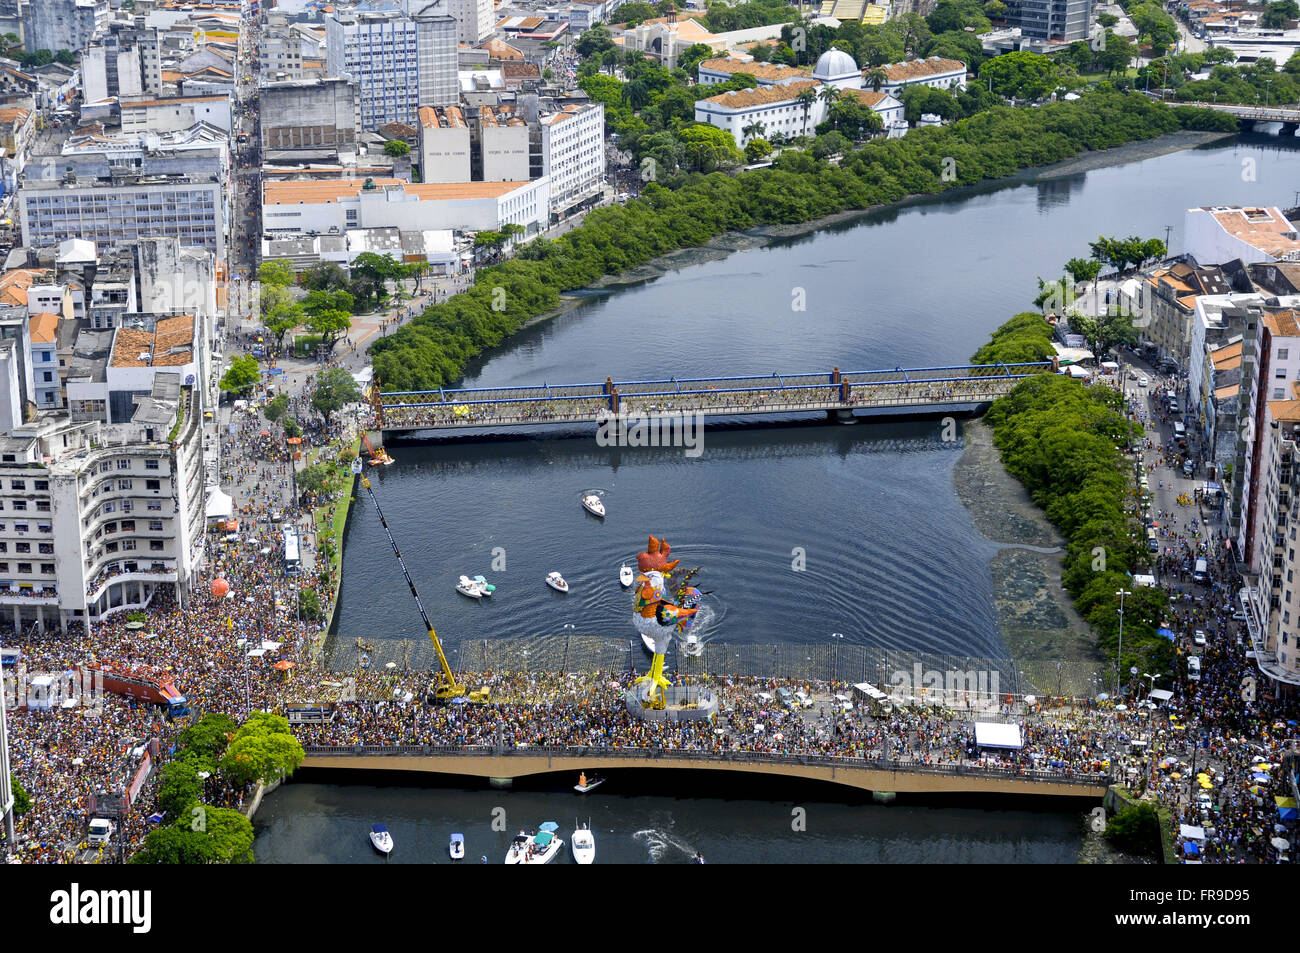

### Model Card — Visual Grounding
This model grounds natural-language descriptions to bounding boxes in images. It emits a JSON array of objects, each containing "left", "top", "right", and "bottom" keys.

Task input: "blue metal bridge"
[{"left": 373, "top": 362, "right": 1055, "bottom": 432}]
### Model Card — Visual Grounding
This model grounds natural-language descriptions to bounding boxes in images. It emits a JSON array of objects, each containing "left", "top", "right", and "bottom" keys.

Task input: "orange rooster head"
[{"left": 637, "top": 535, "right": 680, "bottom": 573}]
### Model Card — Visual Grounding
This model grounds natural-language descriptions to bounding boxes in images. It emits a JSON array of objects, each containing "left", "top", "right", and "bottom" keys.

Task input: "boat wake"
[{"left": 633, "top": 827, "right": 697, "bottom": 864}]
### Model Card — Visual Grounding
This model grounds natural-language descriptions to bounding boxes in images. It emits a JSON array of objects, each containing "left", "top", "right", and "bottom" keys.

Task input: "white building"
[
  {"left": 1185, "top": 206, "right": 1300, "bottom": 267},
  {"left": 875, "top": 57, "right": 967, "bottom": 99},
  {"left": 325, "top": 7, "right": 459, "bottom": 130},
  {"left": 540, "top": 102, "right": 606, "bottom": 214},
  {"left": 695, "top": 50, "right": 903, "bottom": 148},
  {"left": 449, "top": 0, "right": 494, "bottom": 44},
  {"left": 696, "top": 57, "right": 809, "bottom": 87},
  {"left": 262, "top": 177, "right": 551, "bottom": 236},
  {"left": 82, "top": 26, "right": 163, "bottom": 104},
  {"left": 0, "top": 370, "right": 204, "bottom": 631},
  {"left": 418, "top": 104, "right": 472, "bottom": 183},
  {"left": 120, "top": 95, "right": 233, "bottom": 137},
  {"left": 480, "top": 105, "right": 530, "bottom": 182}
]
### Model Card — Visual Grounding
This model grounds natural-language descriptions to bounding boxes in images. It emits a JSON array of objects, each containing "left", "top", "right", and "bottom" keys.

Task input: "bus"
[
  {"left": 77, "top": 663, "right": 189, "bottom": 717},
  {"left": 284, "top": 528, "right": 300, "bottom": 575}
]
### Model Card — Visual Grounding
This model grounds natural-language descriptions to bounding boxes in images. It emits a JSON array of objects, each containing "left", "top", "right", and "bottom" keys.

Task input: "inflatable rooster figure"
[{"left": 632, "top": 536, "right": 699, "bottom": 709}]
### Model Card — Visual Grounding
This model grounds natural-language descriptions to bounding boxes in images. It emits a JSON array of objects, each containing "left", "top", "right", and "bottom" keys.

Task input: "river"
[{"left": 258, "top": 130, "right": 1300, "bottom": 862}]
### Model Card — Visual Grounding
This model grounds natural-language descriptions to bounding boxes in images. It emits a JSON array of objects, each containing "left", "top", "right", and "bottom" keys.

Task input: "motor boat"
[
  {"left": 546, "top": 572, "right": 569, "bottom": 593},
  {"left": 581, "top": 494, "right": 606, "bottom": 518},
  {"left": 449, "top": 833, "right": 465, "bottom": 860},
  {"left": 472, "top": 575, "right": 496, "bottom": 596},
  {"left": 504, "top": 823, "right": 564, "bottom": 865},
  {"left": 571, "top": 823, "right": 596, "bottom": 864},
  {"left": 620, "top": 565, "right": 634, "bottom": 587},
  {"left": 681, "top": 633, "right": 703, "bottom": 657},
  {"left": 456, "top": 575, "right": 486, "bottom": 598},
  {"left": 574, "top": 773, "right": 604, "bottom": 793},
  {"left": 370, "top": 824, "right": 393, "bottom": 855}
]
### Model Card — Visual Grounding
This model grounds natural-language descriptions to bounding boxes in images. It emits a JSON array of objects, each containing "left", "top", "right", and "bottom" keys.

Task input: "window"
[
  {"left": 10, "top": 480, "right": 23, "bottom": 490},
  {"left": 38, "top": 543, "right": 50, "bottom": 554},
  {"left": 117, "top": 459, "right": 130, "bottom": 470},
  {"left": 17, "top": 563, "right": 30, "bottom": 574},
  {"left": 11, "top": 501, "right": 24, "bottom": 511},
  {"left": 14, "top": 543, "right": 28, "bottom": 553},
  {"left": 145, "top": 479, "right": 159, "bottom": 491},
  {"left": 1276, "top": 388, "right": 1286, "bottom": 399},
  {"left": 104, "top": 522, "right": 117, "bottom": 533},
  {"left": 148, "top": 520, "right": 163, "bottom": 532},
  {"left": 147, "top": 501, "right": 161, "bottom": 511},
  {"left": 121, "top": 501, "right": 132, "bottom": 513},
  {"left": 100, "top": 462, "right": 111, "bottom": 474},
  {"left": 102, "top": 502, "right": 114, "bottom": 514},
  {"left": 36, "top": 501, "right": 48, "bottom": 512},
  {"left": 121, "top": 520, "right": 135, "bottom": 532},
  {"left": 105, "top": 541, "right": 118, "bottom": 553},
  {"left": 1277, "top": 368, "right": 1287, "bottom": 379},
  {"left": 118, "top": 480, "right": 132, "bottom": 490},
  {"left": 1281, "top": 348, "right": 1290, "bottom": 360},
  {"left": 150, "top": 540, "right": 164, "bottom": 551},
  {"left": 122, "top": 540, "right": 135, "bottom": 551},
  {"left": 145, "top": 460, "right": 159, "bottom": 470},
  {"left": 40, "top": 563, "right": 53, "bottom": 574},
  {"left": 14, "top": 523, "right": 27, "bottom": 533}
]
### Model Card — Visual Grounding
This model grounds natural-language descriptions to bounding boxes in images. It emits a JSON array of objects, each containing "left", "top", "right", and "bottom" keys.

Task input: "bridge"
[
  {"left": 1179, "top": 101, "right": 1300, "bottom": 131},
  {"left": 374, "top": 362, "right": 1055, "bottom": 433},
  {"left": 300, "top": 744, "right": 1110, "bottom": 799}
]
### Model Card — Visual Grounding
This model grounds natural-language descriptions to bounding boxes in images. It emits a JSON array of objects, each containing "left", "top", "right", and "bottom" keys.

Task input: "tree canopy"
[
  {"left": 218, "top": 713, "right": 305, "bottom": 788},
  {"left": 219, "top": 355, "right": 261, "bottom": 396}
]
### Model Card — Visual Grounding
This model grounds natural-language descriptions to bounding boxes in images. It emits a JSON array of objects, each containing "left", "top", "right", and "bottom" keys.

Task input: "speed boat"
[
  {"left": 472, "top": 575, "right": 496, "bottom": 596},
  {"left": 504, "top": 823, "right": 565, "bottom": 865},
  {"left": 581, "top": 494, "right": 606, "bottom": 518},
  {"left": 574, "top": 773, "right": 604, "bottom": 793},
  {"left": 449, "top": 833, "right": 465, "bottom": 860},
  {"left": 571, "top": 823, "right": 595, "bottom": 864},
  {"left": 370, "top": 824, "right": 393, "bottom": 855},
  {"left": 456, "top": 575, "right": 486, "bottom": 598},
  {"left": 619, "top": 565, "right": 634, "bottom": 587},
  {"left": 546, "top": 572, "right": 569, "bottom": 593},
  {"left": 681, "top": 633, "right": 703, "bottom": 657}
]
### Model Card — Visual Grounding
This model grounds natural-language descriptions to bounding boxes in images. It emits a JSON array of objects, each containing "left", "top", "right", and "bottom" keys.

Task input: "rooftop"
[
  {"left": 1201, "top": 206, "right": 1300, "bottom": 260},
  {"left": 28, "top": 312, "right": 59, "bottom": 345},
  {"left": 879, "top": 57, "right": 967, "bottom": 82},
  {"left": 699, "top": 79, "right": 822, "bottom": 110},
  {"left": 698, "top": 57, "right": 809, "bottom": 83},
  {"left": 108, "top": 315, "right": 195, "bottom": 369}
]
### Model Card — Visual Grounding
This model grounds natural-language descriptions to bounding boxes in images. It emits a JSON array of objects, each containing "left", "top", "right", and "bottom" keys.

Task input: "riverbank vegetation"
[
  {"left": 371, "top": 92, "right": 1233, "bottom": 392},
  {"left": 981, "top": 342, "right": 1173, "bottom": 678}
]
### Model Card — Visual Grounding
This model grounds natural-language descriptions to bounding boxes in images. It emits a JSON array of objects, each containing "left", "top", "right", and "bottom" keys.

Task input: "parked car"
[{"left": 1193, "top": 630, "right": 1207, "bottom": 647}]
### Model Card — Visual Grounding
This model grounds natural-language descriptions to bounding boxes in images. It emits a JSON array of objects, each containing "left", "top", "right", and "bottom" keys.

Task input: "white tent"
[
  {"left": 1149, "top": 688, "right": 1174, "bottom": 703},
  {"left": 206, "top": 488, "right": 234, "bottom": 520},
  {"left": 1179, "top": 824, "right": 1206, "bottom": 841},
  {"left": 1062, "top": 365, "right": 1091, "bottom": 379},
  {"left": 974, "top": 722, "right": 1024, "bottom": 749}
]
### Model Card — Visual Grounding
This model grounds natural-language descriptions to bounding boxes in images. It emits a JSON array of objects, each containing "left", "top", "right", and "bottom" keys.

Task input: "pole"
[{"left": 1115, "top": 588, "right": 1131, "bottom": 698}]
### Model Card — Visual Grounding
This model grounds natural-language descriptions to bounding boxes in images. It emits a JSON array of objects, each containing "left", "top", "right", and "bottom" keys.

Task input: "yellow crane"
[{"left": 358, "top": 470, "right": 484, "bottom": 702}]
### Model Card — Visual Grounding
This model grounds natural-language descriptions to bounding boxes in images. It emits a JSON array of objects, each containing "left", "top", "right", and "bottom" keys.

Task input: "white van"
[
  {"left": 1188, "top": 656, "right": 1202, "bottom": 681},
  {"left": 88, "top": 818, "right": 114, "bottom": 844},
  {"left": 1193, "top": 558, "right": 1209, "bottom": 584}
]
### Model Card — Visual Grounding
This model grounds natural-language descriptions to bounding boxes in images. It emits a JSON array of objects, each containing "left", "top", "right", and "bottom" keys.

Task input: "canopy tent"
[
  {"left": 974, "top": 722, "right": 1023, "bottom": 750},
  {"left": 1156, "top": 627, "right": 1176, "bottom": 641},
  {"left": 1062, "top": 365, "right": 1091, "bottom": 379},
  {"left": 1183, "top": 842, "right": 1200, "bottom": 856},
  {"left": 1179, "top": 824, "right": 1206, "bottom": 841},
  {"left": 205, "top": 488, "right": 234, "bottom": 520},
  {"left": 1149, "top": 688, "right": 1174, "bottom": 703}
]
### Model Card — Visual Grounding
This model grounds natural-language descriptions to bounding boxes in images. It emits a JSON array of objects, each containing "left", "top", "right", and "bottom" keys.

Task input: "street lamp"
[{"left": 1115, "top": 588, "right": 1132, "bottom": 698}]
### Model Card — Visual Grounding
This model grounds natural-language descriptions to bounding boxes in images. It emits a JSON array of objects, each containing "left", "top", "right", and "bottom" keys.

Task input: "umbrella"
[
  {"left": 125, "top": 620, "right": 145, "bottom": 630},
  {"left": 273, "top": 660, "right": 294, "bottom": 671},
  {"left": 1171, "top": 772, "right": 1183, "bottom": 779},
  {"left": 1183, "top": 842, "right": 1200, "bottom": 855},
  {"left": 1248, "top": 785, "right": 1263, "bottom": 795},
  {"left": 1272, "top": 837, "right": 1291, "bottom": 851},
  {"left": 286, "top": 437, "right": 302, "bottom": 445},
  {"left": 1115, "top": 704, "right": 1128, "bottom": 711},
  {"left": 1252, "top": 773, "right": 1270, "bottom": 783},
  {"left": 1096, "top": 693, "right": 1110, "bottom": 701},
  {"left": 259, "top": 430, "right": 271, "bottom": 436},
  {"left": 385, "top": 662, "right": 397, "bottom": 670}
]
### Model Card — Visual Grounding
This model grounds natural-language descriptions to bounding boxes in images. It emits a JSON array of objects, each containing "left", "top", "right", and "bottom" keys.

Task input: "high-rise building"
[
  {"left": 448, "top": 0, "right": 494, "bottom": 44},
  {"left": 325, "top": 7, "right": 458, "bottom": 130},
  {"left": 82, "top": 21, "right": 163, "bottom": 104},
  {"left": 1000, "top": 0, "right": 1094, "bottom": 43},
  {"left": 23, "top": 0, "right": 108, "bottom": 55}
]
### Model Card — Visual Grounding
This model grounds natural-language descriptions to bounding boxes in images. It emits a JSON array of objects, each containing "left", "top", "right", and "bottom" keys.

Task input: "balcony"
[
  {"left": 0, "top": 585, "right": 58, "bottom": 605},
  {"left": 86, "top": 561, "right": 177, "bottom": 602}
]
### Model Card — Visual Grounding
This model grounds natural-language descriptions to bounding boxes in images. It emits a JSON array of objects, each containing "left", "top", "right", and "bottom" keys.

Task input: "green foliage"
[
  {"left": 978, "top": 50, "right": 1063, "bottom": 100},
  {"left": 218, "top": 713, "right": 305, "bottom": 789},
  {"left": 301, "top": 261, "right": 348, "bottom": 293},
  {"left": 296, "top": 461, "right": 333, "bottom": 498},
  {"left": 263, "top": 393, "right": 290, "bottom": 424},
  {"left": 155, "top": 761, "right": 205, "bottom": 822},
  {"left": 11, "top": 776, "right": 30, "bottom": 816},
  {"left": 312, "top": 367, "right": 362, "bottom": 419},
  {"left": 219, "top": 354, "right": 261, "bottom": 395},
  {"left": 383, "top": 139, "right": 410, "bottom": 157},
  {"left": 177, "top": 714, "right": 238, "bottom": 764},
  {"left": 701, "top": 0, "right": 800, "bottom": 32},
  {"left": 20, "top": 49, "right": 53, "bottom": 68},
  {"left": 745, "top": 137, "right": 774, "bottom": 163},
  {"left": 283, "top": 417, "right": 302, "bottom": 439},
  {"left": 258, "top": 259, "right": 296, "bottom": 287},
  {"left": 1105, "top": 803, "right": 1163, "bottom": 857},
  {"left": 373, "top": 93, "right": 1217, "bottom": 394},
  {"left": 131, "top": 806, "right": 255, "bottom": 864},
  {"left": 298, "top": 587, "right": 324, "bottom": 622}
]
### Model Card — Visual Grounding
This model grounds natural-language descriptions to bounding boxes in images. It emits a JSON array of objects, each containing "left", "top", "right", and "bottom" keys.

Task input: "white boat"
[
  {"left": 581, "top": 494, "right": 606, "bottom": 518},
  {"left": 571, "top": 823, "right": 595, "bottom": 864},
  {"left": 504, "top": 823, "right": 564, "bottom": 865},
  {"left": 574, "top": 773, "right": 604, "bottom": 794},
  {"left": 546, "top": 572, "right": 569, "bottom": 593},
  {"left": 456, "top": 575, "right": 486, "bottom": 598},
  {"left": 472, "top": 575, "right": 496, "bottom": 596},
  {"left": 449, "top": 832, "right": 465, "bottom": 860},
  {"left": 681, "top": 634, "right": 702, "bottom": 657},
  {"left": 619, "top": 565, "right": 634, "bottom": 587},
  {"left": 370, "top": 824, "right": 393, "bottom": 855}
]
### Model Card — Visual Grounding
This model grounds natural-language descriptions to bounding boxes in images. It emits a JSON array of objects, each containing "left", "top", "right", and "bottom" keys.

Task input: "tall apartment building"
[
  {"left": 540, "top": 102, "right": 606, "bottom": 215},
  {"left": 325, "top": 8, "right": 458, "bottom": 131},
  {"left": 0, "top": 370, "right": 204, "bottom": 632},
  {"left": 82, "top": 22, "right": 163, "bottom": 104},
  {"left": 24, "top": 0, "right": 108, "bottom": 54},
  {"left": 1000, "top": 0, "right": 1093, "bottom": 42},
  {"left": 448, "top": 0, "right": 494, "bottom": 44}
]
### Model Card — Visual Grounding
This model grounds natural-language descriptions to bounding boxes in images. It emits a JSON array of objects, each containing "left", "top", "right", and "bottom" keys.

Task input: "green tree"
[
  {"left": 263, "top": 392, "right": 290, "bottom": 424},
  {"left": 312, "top": 367, "right": 363, "bottom": 419},
  {"left": 307, "top": 309, "right": 353, "bottom": 352},
  {"left": 576, "top": 24, "right": 616, "bottom": 60},
  {"left": 865, "top": 67, "right": 888, "bottom": 92},
  {"left": 218, "top": 713, "right": 305, "bottom": 789},
  {"left": 219, "top": 354, "right": 261, "bottom": 396},
  {"left": 384, "top": 139, "right": 411, "bottom": 157},
  {"left": 298, "top": 588, "right": 324, "bottom": 621},
  {"left": 678, "top": 123, "right": 743, "bottom": 171},
  {"left": 283, "top": 417, "right": 302, "bottom": 439},
  {"left": 258, "top": 259, "right": 296, "bottom": 287},
  {"left": 131, "top": 806, "right": 255, "bottom": 864},
  {"left": 54, "top": 49, "right": 74, "bottom": 66},
  {"left": 1261, "top": 0, "right": 1299, "bottom": 29},
  {"left": 1097, "top": 12, "right": 1118, "bottom": 27},
  {"left": 155, "top": 760, "right": 205, "bottom": 822},
  {"left": 178, "top": 714, "right": 238, "bottom": 763},
  {"left": 296, "top": 461, "right": 331, "bottom": 498},
  {"left": 796, "top": 86, "right": 819, "bottom": 136},
  {"left": 1064, "top": 256, "right": 1102, "bottom": 287},
  {"left": 11, "top": 776, "right": 30, "bottom": 816},
  {"left": 745, "top": 137, "right": 774, "bottom": 163},
  {"left": 300, "top": 261, "right": 348, "bottom": 293},
  {"left": 1104, "top": 803, "right": 1162, "bottom": 857}
]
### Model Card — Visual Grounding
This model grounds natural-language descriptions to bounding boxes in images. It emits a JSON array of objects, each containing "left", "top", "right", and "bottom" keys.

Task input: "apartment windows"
[
  {"left": 105, "top": 522, "right": 117, "bottom": 533},
  {"left": 122, "top": 540, "right": 136, "bottom": 551},
  {"left": 38, "top": 543, "right": 51, "bottom": 554},
  {"left": 1281, "top": 348, "right": 1290, "bottom": 360},
  {"left": 145, "top": 479, "right": 160, "bottom": 491},
  {"left": 148, "top": 520, "right": 163, "bottom": 532},
  {"left": 14, "top": 523, "right": 27, "bottom": 533},
  {"left": 118, "top": 480, "right": 133, "bottom": 490},
  {"left": 145, "top": 460, "right": 159, "bottom": 470},
  {"left": 14, "top": 543, "right": 28, "bottom": 553},
  {"left": 100, "top": 462, "right": 111, "bottom": 473},
  {"left": 102, "top": 502, "right": 114, "bottom": 514},
  {"left": 121, "top": 520, "right": 135, "bottom": 532},
  {"left": 17, "top": 563, "right": 30, "bottom": 574},
  {"left": 147, "top": 501, "right": 161, "bottom": 512},
  {"left": 11, "top": 501, "right": 24, "bottom": 511},
  {"left": 10, "top": 480, "right": 23, "bottom": 490},
  {"left": 117, "top": 459, "right": 130, "bottom": 470},
  {"left": 40, "top": 563, "right": 53, "bottom": 574}
]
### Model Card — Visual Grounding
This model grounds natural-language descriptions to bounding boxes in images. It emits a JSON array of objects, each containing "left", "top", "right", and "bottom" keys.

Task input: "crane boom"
[{"left": 359, "top": 473, "right": 463, "bottom": 700}]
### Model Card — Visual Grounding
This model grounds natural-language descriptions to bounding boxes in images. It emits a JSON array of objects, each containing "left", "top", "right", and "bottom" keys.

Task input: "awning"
[
  {"left": 1179, "top": 824, "right": 1206, "bottom": 841},
  {"left": 205, "top": 488, "right": 234, "bottom": 519},
  {"left": 1149, "top": 689, "right": 1174, "bottom": 702},
  {"left": 974, "top": 722, "right": 1023, "bottom": 749}
]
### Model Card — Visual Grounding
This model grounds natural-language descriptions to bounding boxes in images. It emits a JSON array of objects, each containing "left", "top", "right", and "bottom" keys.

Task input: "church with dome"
[{"left": 694, "top": 48, "right": 905, "bottom": 150}]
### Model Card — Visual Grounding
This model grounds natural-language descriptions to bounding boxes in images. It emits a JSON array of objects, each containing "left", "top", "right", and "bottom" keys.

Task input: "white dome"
[{"left": 813, "top": 48, "right": 859, "bottom": 80}]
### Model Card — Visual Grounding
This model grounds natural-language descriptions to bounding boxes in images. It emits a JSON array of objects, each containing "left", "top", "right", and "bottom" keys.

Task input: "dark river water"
[{"left": 260, "top": 131, "right": 1300, "bottom": 862}]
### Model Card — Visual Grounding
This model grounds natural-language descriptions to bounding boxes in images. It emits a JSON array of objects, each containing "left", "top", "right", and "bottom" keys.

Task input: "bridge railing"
[{"left": 300, "top": 743, "right": 1111, "bottom": 787}]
